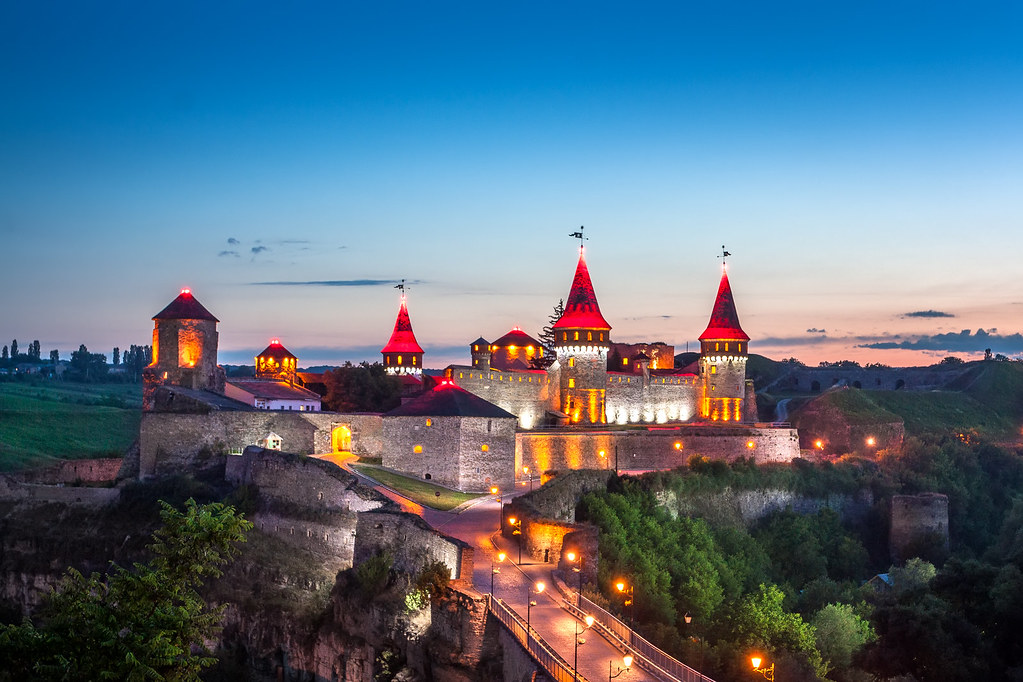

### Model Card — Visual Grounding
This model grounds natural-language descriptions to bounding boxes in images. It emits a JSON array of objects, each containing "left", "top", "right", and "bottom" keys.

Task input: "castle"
[{"left": 138, "top": 245, "right": 800, "bottom": 491}]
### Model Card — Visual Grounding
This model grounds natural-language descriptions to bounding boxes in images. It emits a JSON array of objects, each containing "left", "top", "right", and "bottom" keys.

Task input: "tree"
[
  {"left": 811, "top": 603, "right": 874, "bottom": 672},
  {"left": 728, "top": 583, "right": 826, "bottom": 678},
  {"left": 1, "top": 346, "right": 7, "bottom": 362},
  {"left": 113, "top": 347, "right": 120, "bottom": 366},
  {"left": 10, "top": 339, "right": 17, "bottom": 359},
  {"left": 323, "top": 362, "right": 402, "bottom": 412},
  {"left": 538, "top": 299, "right": 564, "bottom": 354},
  {"left": 0, "top": 499, "right": 251, "bottom": 681},
  {"left": 68, "top": 344, "right": 108, "bottom": 383},
  {"left": 29, "top": 340, "right": 40, "bottom": 361},
  {"left": 49, "top": 349, "right": 59, "bottom": 364}
]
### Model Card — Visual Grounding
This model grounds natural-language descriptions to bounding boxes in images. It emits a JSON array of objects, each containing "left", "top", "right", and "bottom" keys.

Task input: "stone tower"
[
  {"left": 553, "top": 248, "right": 612, "bottom": 424},
  {"left": 470, "top": 337, "right": 491, "bottom": 371},
  {"left": 255, "top": 338, "right": 298, "bottom": 384},
  {"left": 381, "top": 293, "right": 424, "bottom": 375},
  {"left": 143, "top": 288, "right": 224, "bottom": 409},
  {"left": 698, "top": 266, "right": 750, "bottom": 421}
]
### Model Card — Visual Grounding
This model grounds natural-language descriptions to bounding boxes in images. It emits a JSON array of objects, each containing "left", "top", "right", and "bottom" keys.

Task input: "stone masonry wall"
[
  {"left": 354, "top": 510, "right": 473, "bottom": 583},
  {"left": 227, "top": 447, "right": 385, "bottom": 513},
  {"left": 250, "top": 510, "right": 359, "bottom": 570},
  {"left": 140, "top": 410, "right": 383, "bottom": 478},
  {"left": 517, "top": 425, "right": 800, "bottom": 475},
  {"left": 382, "top": 415, "right": 464, "bottom": 490},
  {"left": 457, "top": 415, "right": 516, "bottom": 492},
  {"left": 449, "top": 366, "right": 558, "bottom": 430},
  {"left": 605, "top": 373, "right": 700, "bottom": 424},
  {"left": 16, "top": 458, "right": 123, "bottom": 485},
  {"left": 890, "top": 493, "right": 950, "bottom": 562}
]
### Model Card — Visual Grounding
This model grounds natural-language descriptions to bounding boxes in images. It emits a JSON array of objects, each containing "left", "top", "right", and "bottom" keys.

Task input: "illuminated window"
[
  {"left": 412, "top": 356, "right": 417, "bottom": 365},
  {"left": 574, "top": 331, "right": 579, "bottom": 341},
  {"left": 398, "top": 355, "right": 403, "bottom": 364},
  {"left": 587, "top": 332, "right": 592, "bottom": 341},
  {"left": 459, "top": 372, "right": 463, "bottom": 378},
  {"left": 426, "top": 418, "right": 432, "bottom": 426},
  {"left": 473, "top": 345, "right": 478, "bottom": 351},
  {"left": 568, "top": 357, "right": 575, "bottom": 367},
  {"left": 481, "top": 444, "right": 489, "bottom": 452},
  {"left": 385, "top": 356, "right": 390, "bottom": 364},
  {"left": 569, "top": 378, "right": 575, "bottom": 388},
  {"left": 715, "top": 343, "right": 720, "bottom": 352},
  {"left": 725, "top": 343, "right": 729, "bottom": 352},
  {"left": 599, "top": 333, "right": 604, "bottom": 341},
  {"left": 711, "top": 366, "right": 717, "bottom": 374},
  {"left": 413, "top": 445, "right": 423, "bottom": 453},
  {"left": 623, "top": 358, "right": 628, "bottom": 366},
  {"left": 562, "top": 332, "right": 568, "bottom": 341}
]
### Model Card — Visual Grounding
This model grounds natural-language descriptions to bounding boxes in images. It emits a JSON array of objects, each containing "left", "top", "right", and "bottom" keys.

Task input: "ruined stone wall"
[
  {"left": 140, "top": 410, "right": 383, "bottom": 477},
  {"left": 250, "top": 510, "right": 358, "bottom": 570},
  {"left": 890, "top": 493, "right": 950, "bottom": 562},
  {"left": 449, "top": 366, "right": 557, "bottom": 430},
  {"left": 354, "top": 510, "right": 473, "bottom": 583},
  {"left": 605, "top": 373, "right": 700, "bottom": 424},
  {"left": 656, "top": 487, "right": 876, "bottom": 529},
  {"left": 0, "top": 476, "right": 121, "bottom": 506},
  {"left": 227, "top": 447, "right": 385, "bottom": 513},
  {"left": 517, "top": 425, "right": 800, "bottom": 475},
  {"left": 16, "top": 458, "right": 122, "bottom": 485}
]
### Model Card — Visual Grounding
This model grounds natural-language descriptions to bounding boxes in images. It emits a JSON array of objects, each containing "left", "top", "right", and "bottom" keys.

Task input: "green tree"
[
  {"left": 323, "top": 362, "right": 401, "bottom": 412},
  {"left": 113, "top": 347, "right": 120, "bottom": 365},
  {"left": 49, "top": 349, "right": 59, "bottom": 364},
  {"left": 535, "top": 299, "right": 564, "bottom": 367},
  {"left": 728, "top": 584, "right": 826, "bottom": 678},
  {"left": 0, "top": 499, "right": 250, "bottom": 681},
  {"left": 10, "top": 339, "right": 17, "bottom": 359},
  {"left": 811, "top": 603, "right": 874, "bottom": 672},
  {"left": 1, "top": 346, "right": 7, "bottom": 362}
]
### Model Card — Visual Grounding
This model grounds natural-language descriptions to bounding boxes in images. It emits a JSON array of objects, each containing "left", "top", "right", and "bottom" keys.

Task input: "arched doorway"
[{"left": 331, "top": 425, "right": 352, "bottom": 452}]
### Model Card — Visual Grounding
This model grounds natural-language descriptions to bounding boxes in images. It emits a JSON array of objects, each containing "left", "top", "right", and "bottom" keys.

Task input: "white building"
[{"left": 225, "top": 379, "right": 322, "bottom": 412}]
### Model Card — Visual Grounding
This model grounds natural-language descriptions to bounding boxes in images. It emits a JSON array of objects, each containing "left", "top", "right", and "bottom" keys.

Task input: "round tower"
[
  {"left": 553, "top": 247, "right": 611, "bottom": 425},
  {"left": 255, "top": 338, "right": 298, "bottom": 383},
  {"left": 381, "top": 293, "right": 424, "bottom": 375},
  {"left": 144, "top": 288, "right": 224, "bottom": 409},
  {"left": 698, "top": 264, "right": 750, "bottom": 421},
  {"left": 470, "top": 337, "right": 491, "bottom": 371}
]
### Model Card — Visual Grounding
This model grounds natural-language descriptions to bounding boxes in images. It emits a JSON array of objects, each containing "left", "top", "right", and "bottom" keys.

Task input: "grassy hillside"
[{"left": 0, "top": 381, "right": 141, "bottom": 471}]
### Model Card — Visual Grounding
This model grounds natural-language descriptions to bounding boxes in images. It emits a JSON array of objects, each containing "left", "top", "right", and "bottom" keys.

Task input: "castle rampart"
[{"left": 355, "top": 510, "right": 474, "bottom": 584}]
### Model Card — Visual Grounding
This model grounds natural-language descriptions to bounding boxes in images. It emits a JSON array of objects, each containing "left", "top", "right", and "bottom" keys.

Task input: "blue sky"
[{"left": 2, "top": 2, "right": 1022, "bottom": 368}]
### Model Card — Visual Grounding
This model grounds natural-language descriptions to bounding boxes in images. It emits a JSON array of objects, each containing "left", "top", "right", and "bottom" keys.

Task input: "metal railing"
[
  {"left": 578, "top": 594, "right": 715, "bottom": 682},
  {"left": 487, "top": 595, "right": 589, "bottom": 682}
]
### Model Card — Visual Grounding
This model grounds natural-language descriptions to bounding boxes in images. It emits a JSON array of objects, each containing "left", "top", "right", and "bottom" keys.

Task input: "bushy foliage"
[{"left": 323, "top": 362, "right": 402, "bottom": 413}]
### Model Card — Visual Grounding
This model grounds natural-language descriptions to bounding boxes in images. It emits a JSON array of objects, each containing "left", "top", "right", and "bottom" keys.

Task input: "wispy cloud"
[
  {"left": 227, "top": 237, "right": 239, "bottom": 245},
  {"left": 806, "top": 328, "right": 826, "bottom": 334},
  {"left": 858, "top": 328, "right": 1023, "bottom": 353},
  {"left": 251, "top": 279, "right": 411, "bottom": 287},
  {"left": 218, "top": 250, "right": 240, "bottom": 258},
  {"left": 902, "top": 310, "right": 955, "bottom": 318},
  {"left": 251, "top": 246, "right": 269, "bottom": 255}
]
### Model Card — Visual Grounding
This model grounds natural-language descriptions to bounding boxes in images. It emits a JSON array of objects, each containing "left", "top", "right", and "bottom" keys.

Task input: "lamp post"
[
  {"left": 490, "top": 552, "right": 505, "bottom": 595},
  {"left": 526, "top": 580, "right": 545, "bottom": 633},
  {"left": 614, "top": 445, "right": 619, "bottom": 475},
  {"left": 573, "top": 614, "right": 595, "bottom": 682},
  {"left": 751, "top": 656, "right": 775, "bottom": 681},
  {"left": 509, "top": 516, "right": 523, "bottom": 564},
  {"left": 609, "top": 654, "right": 633, "bottom": 680},
  {"left": 523, "top": 465, "right": 534, "bottom": 490},
  {"left": 615, "top": 580, "right": 634, "bottom": 627},
  {"left": 566, "top": 550, "right": 584, "bottom": 603}
]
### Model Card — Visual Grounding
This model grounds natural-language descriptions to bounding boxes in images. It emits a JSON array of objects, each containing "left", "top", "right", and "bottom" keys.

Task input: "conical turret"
[
  {"left": 699, "top": 265, "right": 749, "bottom": 421},
  {"left": 381, "top": 294, "right": 424, "bottom": 375}
]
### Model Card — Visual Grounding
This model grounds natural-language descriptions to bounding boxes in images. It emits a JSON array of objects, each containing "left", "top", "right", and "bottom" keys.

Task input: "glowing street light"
[
  {"left": 866, "top": 436, "right": 876, "bottom": 447},
  {"left": 566, "top": 549, "right": 584, "bottom": 601},
  {"left": 573, "top": 613, "right": 595, "bottom": 681},
  {"left": 609, "top": 654, "right": 633, "bottom": 680},
  {"left": 751, "top": 655, "right": 775, "bottom": 680},
  {"left": 509, "top": 516, "right": 523, "bottom": 564},
  {"left": 527, "top": 580, "right": 545, "bottom": 632},
  {"left": 490, "top": 551, "right": 505, "bottom": 595},
  {"left": 615, "top": 580, "right": 634, "bottom": 626}
]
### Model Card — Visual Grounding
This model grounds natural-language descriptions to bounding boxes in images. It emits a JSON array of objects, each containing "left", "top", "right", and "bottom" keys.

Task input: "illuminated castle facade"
[{"left": 439, "top": 248, "right": 755, "bottom": 429}]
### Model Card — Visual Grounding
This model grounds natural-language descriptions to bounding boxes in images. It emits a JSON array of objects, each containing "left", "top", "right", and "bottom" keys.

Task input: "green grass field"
[
  {"left": 351, "top": 463, "right": 481, "bottom": 511},
  {"left": 0, "top": 381, "right": 141, "bottom": 471}
]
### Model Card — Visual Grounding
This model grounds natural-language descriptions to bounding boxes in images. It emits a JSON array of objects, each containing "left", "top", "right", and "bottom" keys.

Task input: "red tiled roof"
[
  {"left": 153, "top": 289, "right": 219, "bottom": 322},
  {"left": 492, "top": 328, "right": 542, "bottom": 348},
  {"left": 257, "top": 339, "right": 296, "bottom": 361},
  {"left": 699, "top": 268, "right": 750, "bottom": 342},
  {"left": 552, "top": 249, "right": 612, "bottom": 330},
  {"left": 381, "top": 295, "right": 425, "bottom": 354},
  {"left": 384, "top": 379, "right": 516, "bottom": 418}
]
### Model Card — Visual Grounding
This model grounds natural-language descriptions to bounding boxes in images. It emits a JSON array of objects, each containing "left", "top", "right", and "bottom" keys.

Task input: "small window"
[
  {"left": 459, "top": 372, "right": 463, "bottom": 378},
  {"left": 487, "top": 419, "right": 492, "bottom": 432},
  {"left": 398, "top": 355, "right": 403, "bottom": 364},
  {"left": 715, "top": 343, "right": 720, "bottom": 352},
  {"left": 412, "top": 356, "right": 417, "bottom": 365},
  {"left": 413, "top": 445, "right": 423, "bottom": 453},
  {"left": 574, "top": 331, "right": 579, "bottom": 341},
  {"left": 569, "top": 378, "right": 575, "bottom": 388},
  {"left": 724, "top": 343, "right": 729, "bottom": 352},
  {"left": 587, "top": 332, "right": 592, "bottom": 341},
  {"left": 425, "top": 418, "right": 432, "bottom": 426},
  {"left": 562, "top": 332, "right": 568, "bottom": 341},
  {"left": 599, "top": 333, "right": 604, "bottom": 341},
  {"left": 623, "top": 358, "right": 629, "bottom": 366},
  {"left": 711, "top": 366, "right": 717, "bottom": 374},
  {"left": 481, "top": 444, "right": 489, "bottom": 452},
  {"left": 568, "top": 357, "right": 575, "bottom": 368}
]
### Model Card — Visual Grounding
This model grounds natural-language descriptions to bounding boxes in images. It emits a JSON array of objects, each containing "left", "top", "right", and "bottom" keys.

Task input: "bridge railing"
[
  {"left": 577, "top": 594, "right": 715, "bottom": 682},
  {"left": 487, "top": 595, "right": 589, "bottom": 682}
]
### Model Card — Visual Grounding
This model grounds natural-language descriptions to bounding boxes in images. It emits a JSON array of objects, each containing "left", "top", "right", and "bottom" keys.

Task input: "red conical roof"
[
  {"left": 381, "top": 295, "right": 425, "bottom": 354},
  {"left": 699, "top": 267, "right": 749, "bottom": 342},
  {"left": 257, "top": 339, "right": 296, "bottom": 361},
  {"left": 153, "top": 288, "right": 219, "bottom": 322},
  {"left": 552, "top": 249, "right": 612, "bottom": 330}
]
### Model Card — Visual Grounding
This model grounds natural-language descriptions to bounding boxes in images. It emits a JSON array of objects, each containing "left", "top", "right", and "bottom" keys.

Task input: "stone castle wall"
[
  {"left": 16, "top": 458, "right": 122, "bottom": 485},
  {"left": 354, "top": 510, "right": 473, "bottom": 583},
  {"left": 140, "top": 410, "right": 382, "bottom": 477},
  {"left": 517, "top": 425, "right": 800, "bottom": 475},
  {"left": 449, "top": 366, "right": 558, "bottom": 429},
  {"left": 250, "top": 510, "right": 359, "bottom": 570},
  {"left": 605, "top": 373, "right": 700, "bottom": 424}
]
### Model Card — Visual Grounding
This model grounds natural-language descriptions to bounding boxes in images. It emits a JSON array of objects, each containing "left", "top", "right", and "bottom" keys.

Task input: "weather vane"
[
  {"left": 718, "top": 245, "right": 731, "bottom": 265},
  {"left": 394, "top": 278, "right": 406, "bottom": 293},
  {"left": 568, "top": 226, "right": 588, "bottom": 246}
]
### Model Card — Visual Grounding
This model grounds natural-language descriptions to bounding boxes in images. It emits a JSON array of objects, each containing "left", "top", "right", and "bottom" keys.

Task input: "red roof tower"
[
  {"left": 552, "top": 248, "right": 612, "bottom": 333},
  {"left": 699, "top": 267, "right": 750, "bottom": 344},
  {"left": 698, "top": 263, "right": 750, "bottom": 422},
  {"left": 255, "top": 338, "right": 298, "bottom": 383},
  {"left": 381, "top": 293, "right": 424, "bottom": 375}
]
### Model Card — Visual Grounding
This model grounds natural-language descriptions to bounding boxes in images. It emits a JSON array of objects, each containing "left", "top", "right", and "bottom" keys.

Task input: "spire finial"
[
  {"left": 568, "top": 226, "right": 588, "bottom": 250},
  {"left": 394, "top": 278, "right": 406, "bottom": 293},
  {"left": 718, "top": 245, "right": 732, "bottom": 266}
]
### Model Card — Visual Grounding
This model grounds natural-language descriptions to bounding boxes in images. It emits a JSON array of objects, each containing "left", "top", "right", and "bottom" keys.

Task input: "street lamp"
[
  {"left": 573, "top": 614, "right": 595, "bottom": 682},
  {"left": 566, "top": 550, "right": 584, "bottom": 601},
  {"left": 751, "top": 655, "right": 775, "bottom": 681},
  {"left": 609, "top": 654, "right": 633, "bottom": 680},
  {"left": 509, "top": 516, "right": 523, "bottom": 564},
  {"left": 490, "top": 551, "right": 505, "bottom": 595},
  {"left": 615, "top": 580, "right": 634, "bottom": 626},
  {"left": 526, "top": 580, "right": 545, "bottom": 632},
  {"left": 523, "top": 465, "right": 534, "bottom": 490}
]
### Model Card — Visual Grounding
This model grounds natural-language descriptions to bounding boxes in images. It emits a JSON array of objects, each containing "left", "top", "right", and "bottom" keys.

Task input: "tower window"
[
  {"left": 481, "top": 444, "right": 489, "bottom": 452},
  {"left": 599, "top": 333, "right": 604, "bottom": 341},
  {"left": 426, "top": 418, "right": 432, "bottom": 426},
  {"left": 724, "top": 343, "right": 729, "bottom": 352},
  {"left": 623, "top": 358, "right": 628, "bottom": 366},
  {"left": 711, "top": 366, "right": 717, "bottom": 374},
  {"left": 413, "top": 445, "right": 423, "bottom": 453},
  {"left": 569, "top": 379, "right": 575, "bottom": 388},
  {"left": 398, "top": 355, "right": 403, "bottom": 364},
  {"left": 715, "top": 343, "right": 720, "bottom": 352},
  {"left": 568, "top": 357, "right": 575, "bottom": 368},
  {"left": 587, "top": 332, "right": 592, "bottom": 341},
  {"left": 563, "top": 332, "right": 568, "bottom": 341}
]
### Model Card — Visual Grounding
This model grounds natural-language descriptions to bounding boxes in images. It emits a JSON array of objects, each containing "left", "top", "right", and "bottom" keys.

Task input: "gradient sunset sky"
[{"left": 3, "top": 2, "right": 1021, "bottom": 368}]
